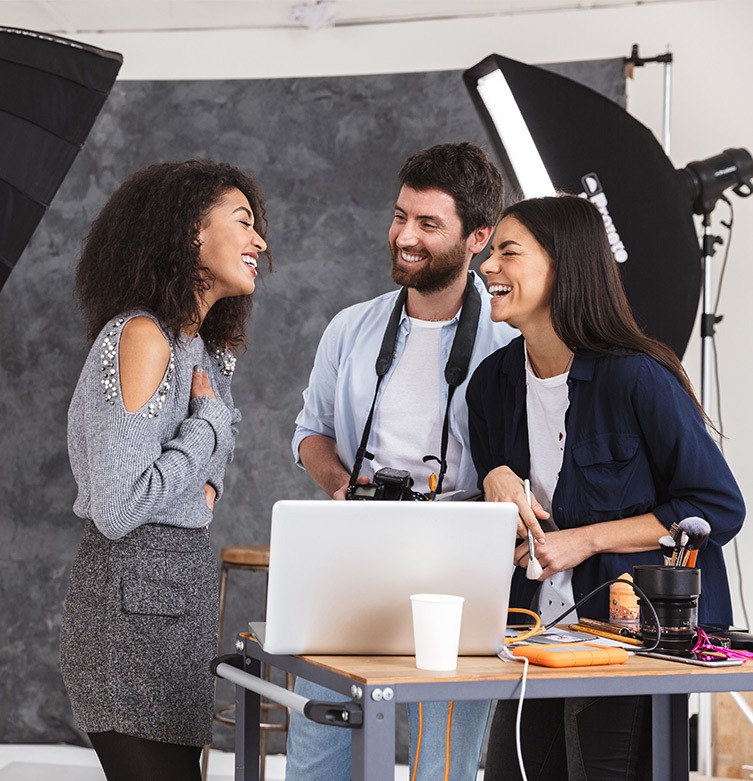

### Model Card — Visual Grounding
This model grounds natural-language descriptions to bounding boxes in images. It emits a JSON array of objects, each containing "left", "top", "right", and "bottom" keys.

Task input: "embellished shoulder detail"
[
  {"left": 142, "top": 344, "right": 175, "bottom": 419},
  {"left": 99, "top": 314, "right": 175, "bottom": 417},
  {"left": 212, "top": 346, "right": 236, "bottom": 377},
  {"left": 100, "top": 317, "right": 126, "bottom": 405}
]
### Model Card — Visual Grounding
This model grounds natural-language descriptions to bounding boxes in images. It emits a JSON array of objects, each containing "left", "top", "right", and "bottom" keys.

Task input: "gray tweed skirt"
[{"left": 60, "top": 521, "right": 219, "bottom": 747}]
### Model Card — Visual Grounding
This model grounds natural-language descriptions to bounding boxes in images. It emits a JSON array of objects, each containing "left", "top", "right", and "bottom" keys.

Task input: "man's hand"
[
  {"left": 334, "top": 475, "right": 370, "bottom": 501},
  {"left": 299, "top": 435, "right": 355, "bottom": 500}
]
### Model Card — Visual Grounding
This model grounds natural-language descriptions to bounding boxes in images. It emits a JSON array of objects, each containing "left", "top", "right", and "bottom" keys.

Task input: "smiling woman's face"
[
  {"left": 197, "top": 187, "right": 266, "bottom": 306},
  {"left": 480, "top": 216, "right": 555, "bottom": 331}
]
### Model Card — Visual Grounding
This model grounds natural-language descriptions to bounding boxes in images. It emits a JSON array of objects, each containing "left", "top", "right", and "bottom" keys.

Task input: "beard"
[{"left": 390, "top": 239, "right": 468, "bottom": 294}]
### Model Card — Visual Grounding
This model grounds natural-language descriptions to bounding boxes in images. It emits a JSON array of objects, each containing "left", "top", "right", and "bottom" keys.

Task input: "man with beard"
[{"left": 287, "top": 142, "right": 515, "bottom": 780}]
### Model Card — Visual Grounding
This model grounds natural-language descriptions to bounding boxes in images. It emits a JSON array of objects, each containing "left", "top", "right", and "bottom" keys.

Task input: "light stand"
[
  {"left": 680, "top": 148, "right": 753, "bottom": 778},
  {"left": 699, "top": 212, "right": 724, "bottom": 411},
  {"left": 680, "top": 148, "right": 753, "bottom": 414}
]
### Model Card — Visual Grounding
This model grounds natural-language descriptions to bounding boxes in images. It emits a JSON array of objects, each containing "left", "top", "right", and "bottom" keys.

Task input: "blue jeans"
[{"left": 285, "top": 677, "right": 490, "bottom": 781}]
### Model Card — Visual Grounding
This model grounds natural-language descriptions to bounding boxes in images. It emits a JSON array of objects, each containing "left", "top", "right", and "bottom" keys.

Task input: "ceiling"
[{"left": 1, "top": 0, "right": 699, "bottom": 35}]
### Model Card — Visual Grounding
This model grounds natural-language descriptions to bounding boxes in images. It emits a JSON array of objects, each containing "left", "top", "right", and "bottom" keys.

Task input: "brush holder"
[{"left": 633, "top": 565, "right": 701, "bottom": 651}]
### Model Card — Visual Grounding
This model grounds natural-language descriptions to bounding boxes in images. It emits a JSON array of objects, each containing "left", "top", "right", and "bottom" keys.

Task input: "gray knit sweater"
[{"left": 68, "top": 311, "right": 241, "bottom": 539}]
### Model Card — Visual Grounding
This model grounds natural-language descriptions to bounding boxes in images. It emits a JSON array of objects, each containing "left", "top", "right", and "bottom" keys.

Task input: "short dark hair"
[
  {"left": 398, "top": 142, "right": 504, "bottom": 237},
  {"left": 503, "top": 194, "right": 704, "bottom": 416},
  {"left": 75, "top": 159, "right": 270, "bottom": 349}
]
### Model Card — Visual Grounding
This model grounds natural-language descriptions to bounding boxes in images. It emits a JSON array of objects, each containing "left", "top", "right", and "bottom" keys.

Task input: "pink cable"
[{"left": 692, "top": 627, "right": 753, "bottom": 661}]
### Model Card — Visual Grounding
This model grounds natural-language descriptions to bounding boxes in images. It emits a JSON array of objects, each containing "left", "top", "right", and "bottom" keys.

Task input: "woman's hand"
[
  {"left": 483, "top": 466, "right": 549, "bottom": 543},
  {"left": 191, "top": 366, "right": 216, "bottom": 400},
  {"left": 514, "top": 527, "right": 594, "bottom": 579},
  {"left": 204, "top": 482, "right": 217, "bottom": 511},
  {"left": 194, "top": 367, "right": 218, "bottom": 512}
]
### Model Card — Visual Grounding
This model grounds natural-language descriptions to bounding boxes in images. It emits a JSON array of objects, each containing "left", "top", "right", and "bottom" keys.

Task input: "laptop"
[{"left": 249, "top": 499, "right": 518, "bottom": 656}]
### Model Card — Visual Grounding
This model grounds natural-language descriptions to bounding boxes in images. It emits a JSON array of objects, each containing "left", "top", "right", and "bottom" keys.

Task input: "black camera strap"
[
  {"left": 348, "top": 272, "right": 481, "bottom": 497},
  {"left": 347, "top": 287, "right": 407, "bottom": 491}
]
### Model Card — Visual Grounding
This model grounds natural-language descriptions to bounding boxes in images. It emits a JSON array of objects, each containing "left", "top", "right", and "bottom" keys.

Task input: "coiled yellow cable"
[{"left": 504, "top": 608, "right": 544, "bottom": 644}]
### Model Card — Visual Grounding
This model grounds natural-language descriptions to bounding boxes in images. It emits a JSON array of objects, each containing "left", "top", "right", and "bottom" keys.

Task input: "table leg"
[
  {"left": 652, "top": 693, "right": 689, "bottom": 781},
  {"left": 351, "top": 686, "right": 396, "bottom": 781},
  {"left": 235, "top": 654, "right": 261, "bottom": 781}
]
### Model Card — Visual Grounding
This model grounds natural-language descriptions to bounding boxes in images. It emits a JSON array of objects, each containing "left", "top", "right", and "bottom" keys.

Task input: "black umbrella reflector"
[
  {"left": 0, "top": 27, "right": 122, "bottom": 292},
  {"left": 464, "top": 54, "right": 700, "bottom": 359}
]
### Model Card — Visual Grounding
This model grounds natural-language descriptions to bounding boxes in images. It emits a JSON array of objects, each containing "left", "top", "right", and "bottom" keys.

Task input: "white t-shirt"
[
  {"left": 370, "top": 318, "right": 462, "bottom": 495},
  {"left": 525, "top": 345, "right": 577, "bottom": 625}
]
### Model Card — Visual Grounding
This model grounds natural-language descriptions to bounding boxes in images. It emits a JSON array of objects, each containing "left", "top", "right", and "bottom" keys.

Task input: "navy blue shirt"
[{"left": 467, "top": 336, "right": 745, "bottom": 625}]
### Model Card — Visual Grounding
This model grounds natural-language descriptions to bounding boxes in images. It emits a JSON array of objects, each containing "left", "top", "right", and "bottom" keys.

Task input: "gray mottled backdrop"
[{"left": 0, "top": 59, "right": 623, "bottom": 755}]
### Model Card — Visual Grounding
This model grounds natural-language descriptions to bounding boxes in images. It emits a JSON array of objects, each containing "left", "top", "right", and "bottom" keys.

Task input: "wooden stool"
[{"left": 201, "top": 544, "right": 293, "bottom": 781}]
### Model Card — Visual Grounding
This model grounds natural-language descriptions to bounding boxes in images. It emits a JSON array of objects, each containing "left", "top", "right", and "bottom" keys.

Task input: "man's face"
[{"left": 388, "top": 186, "right": 471, "bottom": 294}]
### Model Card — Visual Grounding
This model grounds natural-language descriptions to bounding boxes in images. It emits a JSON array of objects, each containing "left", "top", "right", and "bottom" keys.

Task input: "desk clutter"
[{"left": 504, "top": 560, "right": 753, "bottom": 668}]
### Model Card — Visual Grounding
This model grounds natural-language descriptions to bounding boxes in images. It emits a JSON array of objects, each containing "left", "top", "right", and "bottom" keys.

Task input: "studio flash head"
[{"left": 680, "top": 147, "right": 753, "bottom": 215}]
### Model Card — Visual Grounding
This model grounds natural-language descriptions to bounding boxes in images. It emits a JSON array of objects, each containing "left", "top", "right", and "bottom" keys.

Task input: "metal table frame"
[{"left": 222, "top": 634, "right": 753, "bottom": 781}]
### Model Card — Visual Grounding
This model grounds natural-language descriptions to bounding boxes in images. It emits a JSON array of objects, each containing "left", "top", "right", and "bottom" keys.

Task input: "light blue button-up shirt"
[{"left": 292, "top": 272, "right": 516, "bottom": 498}]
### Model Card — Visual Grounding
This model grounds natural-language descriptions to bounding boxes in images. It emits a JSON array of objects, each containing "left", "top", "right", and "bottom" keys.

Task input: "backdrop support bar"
[{"left": 624, "top": 44, "right": 674, "bottom": 154}]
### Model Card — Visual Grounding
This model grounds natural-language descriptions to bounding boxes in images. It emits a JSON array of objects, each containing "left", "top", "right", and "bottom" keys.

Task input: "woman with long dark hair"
[
  {"left": 467, "top": 194, "right": 744, "bottom": 780},
  {"left": 60, "top": 159, "right": 269, "bottom": 781}
]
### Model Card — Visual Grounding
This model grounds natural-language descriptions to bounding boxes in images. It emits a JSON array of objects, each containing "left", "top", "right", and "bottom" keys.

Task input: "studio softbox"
[
  {"left": 464, "top": 54, "right": 700, "bottom": 359},
  {"left": 0, "top": 27, "right": 122, "bottom": 292}
]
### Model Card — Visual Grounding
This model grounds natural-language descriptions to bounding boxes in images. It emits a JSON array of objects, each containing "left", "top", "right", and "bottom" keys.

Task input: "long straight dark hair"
[{"left": 502, "top": 194, "right": 705, "bottom": 416}]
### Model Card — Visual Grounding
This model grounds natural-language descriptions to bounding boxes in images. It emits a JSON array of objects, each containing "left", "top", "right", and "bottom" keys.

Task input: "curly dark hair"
[
  {"left": 75, "top": 159, "right": 270, "bottom": 348},
  {"left": 398, "top": 142, "right": 505, "bottom": 237}
]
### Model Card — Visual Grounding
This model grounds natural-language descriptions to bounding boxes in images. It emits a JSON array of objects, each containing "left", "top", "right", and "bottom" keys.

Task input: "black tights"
[{"left": 88, "top": 731, "right": 202, "bottom": 781}]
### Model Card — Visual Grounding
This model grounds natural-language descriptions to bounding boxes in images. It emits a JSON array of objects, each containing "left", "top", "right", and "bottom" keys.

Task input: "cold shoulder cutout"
[{"left": 119, "top": 316, "right": 172, "bottom": 412}]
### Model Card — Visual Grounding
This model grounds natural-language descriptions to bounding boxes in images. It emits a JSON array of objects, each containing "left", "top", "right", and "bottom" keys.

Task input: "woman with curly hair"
[{"left": 59, "top": 159, "right": 269, "bottom": 781}]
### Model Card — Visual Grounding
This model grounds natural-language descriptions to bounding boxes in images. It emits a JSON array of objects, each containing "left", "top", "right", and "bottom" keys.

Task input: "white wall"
[{"left": 80, "top": 0, "right": 753, "bottom": 624}]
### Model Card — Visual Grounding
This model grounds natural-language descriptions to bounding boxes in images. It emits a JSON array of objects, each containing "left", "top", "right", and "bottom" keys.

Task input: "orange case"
[{"left": 512, "top": 642, "right": 629, "bottom": 667}]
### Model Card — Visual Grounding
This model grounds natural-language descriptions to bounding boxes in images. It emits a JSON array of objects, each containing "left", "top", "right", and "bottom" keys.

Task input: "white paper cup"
[{"left": 410, "top": 594, "right": 465, "bottom": 671}]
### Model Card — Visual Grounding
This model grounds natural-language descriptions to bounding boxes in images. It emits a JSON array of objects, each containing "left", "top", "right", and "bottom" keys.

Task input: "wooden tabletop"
[
  {"left": 241, "top": 632, "right": 753, "bottom": 689},
  {"left": 291, "top": 652, "right": 753, "bottom": 684}
]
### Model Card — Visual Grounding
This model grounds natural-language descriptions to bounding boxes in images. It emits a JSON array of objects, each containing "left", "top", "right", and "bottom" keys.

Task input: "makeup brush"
[
  {"left": 669, "top": 522, "right": 683, "bottom": 542},
  {"left": 658, "top": 534, "right": 677, "bottom": 565},
  {"left": 669, "top": 531, "right": 688, "bottom": 566},
  {"left": 677, "top": 516, "right": 711, "bottom": 567},
  {"left": 524, "top": 479, "right": 543, "bottom": 580}
]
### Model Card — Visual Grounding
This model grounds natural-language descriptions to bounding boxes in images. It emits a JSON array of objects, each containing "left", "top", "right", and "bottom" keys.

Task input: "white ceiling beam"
[{"left": 0, "top": 0, "right": 703, "bottom": 35}]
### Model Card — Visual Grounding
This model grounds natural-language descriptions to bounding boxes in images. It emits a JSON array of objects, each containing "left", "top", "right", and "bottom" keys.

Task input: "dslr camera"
[{"left": 346, "top": 467, "right": 418, "bottom": 501}]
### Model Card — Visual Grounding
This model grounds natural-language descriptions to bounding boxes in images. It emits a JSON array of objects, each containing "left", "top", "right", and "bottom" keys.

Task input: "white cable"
[{"left": 514, "top": 656, "right": 530, "bottom": 781}]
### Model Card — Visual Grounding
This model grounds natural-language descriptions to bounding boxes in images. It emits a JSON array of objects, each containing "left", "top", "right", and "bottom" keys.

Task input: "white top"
[
  {"left": 371, "top": 317, "right": 462, "bottom": 494},
  {"left": 525, "top": 345, "right": 576, "bottom": 625},
  {"left": 292, "top": 272, "right": 518, "bottom": 499}
]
